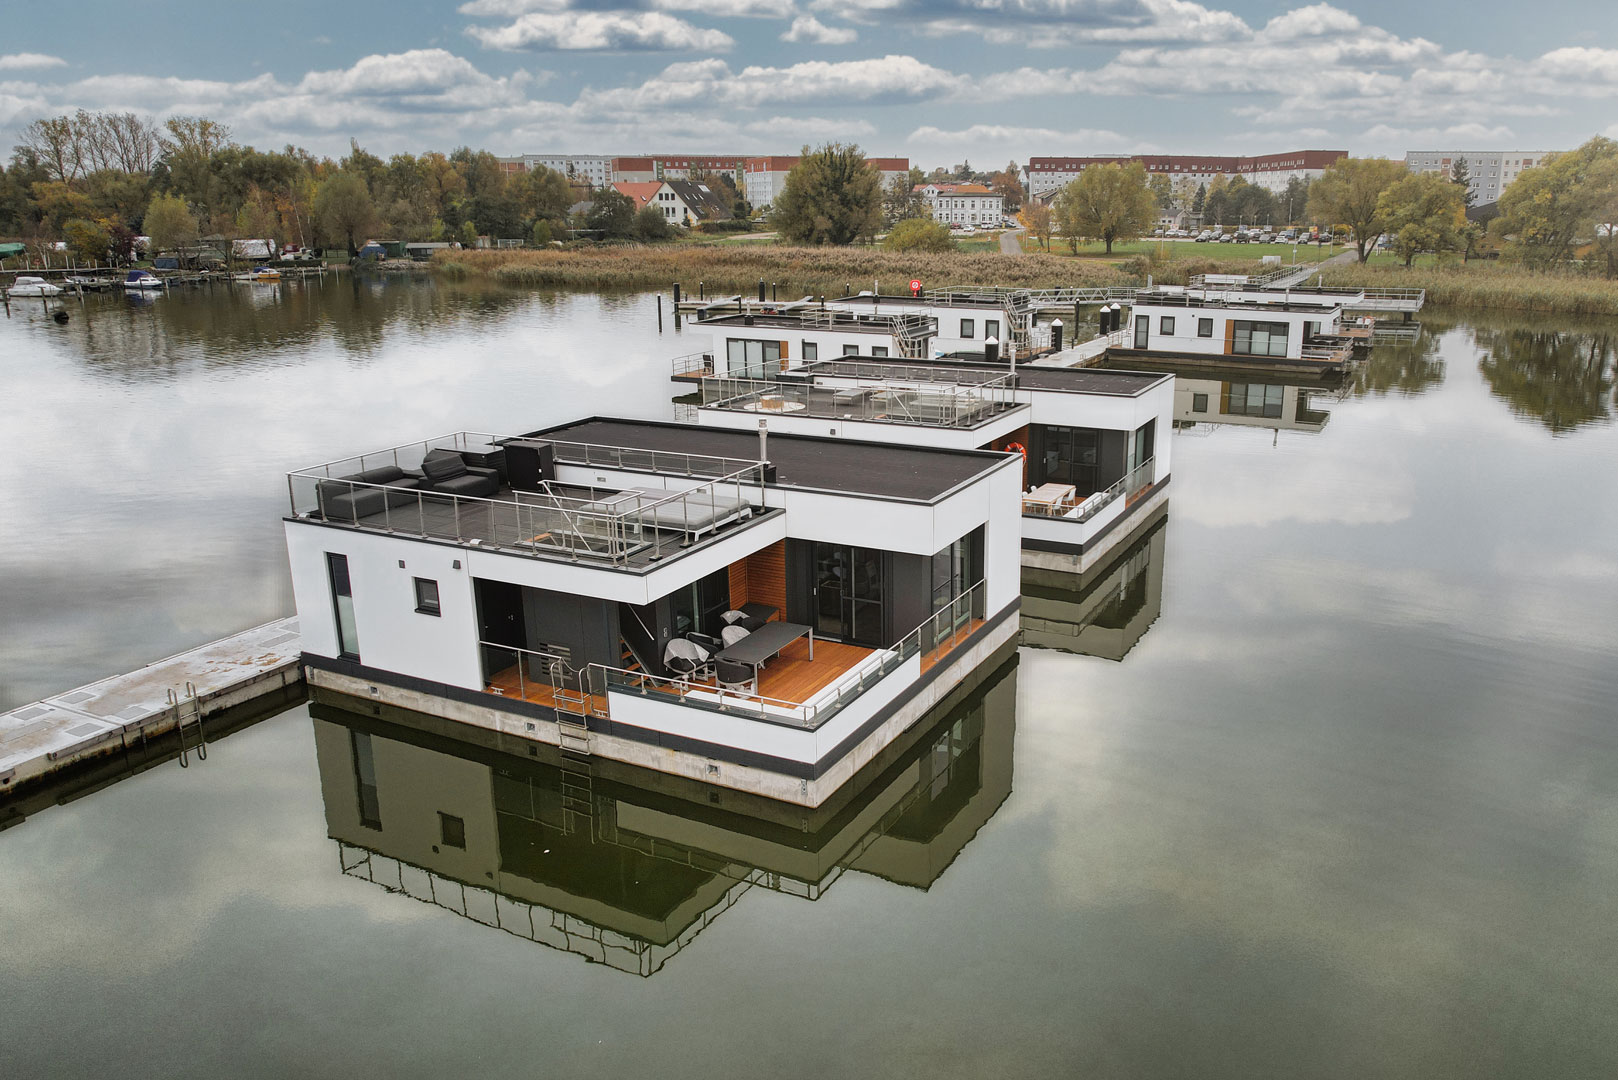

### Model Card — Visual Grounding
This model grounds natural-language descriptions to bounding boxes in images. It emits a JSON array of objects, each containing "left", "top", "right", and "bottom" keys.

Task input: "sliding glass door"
[
  {"left": 1040, "top": 426, "right": 1100, "bottom": 494},
  {"left": 813, "top": 544, "right": 885, "bottom": 647}
]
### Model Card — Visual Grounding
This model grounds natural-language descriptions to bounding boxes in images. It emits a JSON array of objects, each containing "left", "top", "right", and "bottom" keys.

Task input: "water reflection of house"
[
  {"left": 1174, "top": 374, "right": 1333, "bottom": 434},
  {"left": 1020, "top": 507, "right": 1166, "bottom": 662},
  {"left": 311, "top": 655, "right": 1016, "bottom": 977}
]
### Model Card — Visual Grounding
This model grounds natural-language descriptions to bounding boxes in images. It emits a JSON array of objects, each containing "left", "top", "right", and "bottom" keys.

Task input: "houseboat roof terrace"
[
  {"left": 796, "top": 357, "right": 1171, "bottom": 397},
  {"left": 695, "top": 307, "right": 933, "bottom": 335},
  {"left": 1131, "top": 289, "right": 1345, "bottom": 314}
]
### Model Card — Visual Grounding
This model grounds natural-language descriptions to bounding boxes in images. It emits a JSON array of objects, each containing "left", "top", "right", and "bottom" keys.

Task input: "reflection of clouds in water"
[{"left": 0, "top": 711, "right": 434, "bottom": 979}]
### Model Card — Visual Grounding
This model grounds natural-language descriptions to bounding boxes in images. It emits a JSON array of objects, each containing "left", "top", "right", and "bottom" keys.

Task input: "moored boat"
[
  {"left": 6, "top": 275, "right": 63, "bottom": 297},
  {"left": 233, "top": 266, "right": 282, "bottom": 283},
  {"left": 123, "top": 269, "right": 165, "bottom": 290}
]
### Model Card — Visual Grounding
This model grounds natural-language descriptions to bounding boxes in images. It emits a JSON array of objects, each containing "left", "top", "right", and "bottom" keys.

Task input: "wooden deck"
[
  {"left": 922, "top": 619, "right": 983, "bottom": 673},
  {"left": 485, "top": 667, "right": 609, "bottom": 716}
]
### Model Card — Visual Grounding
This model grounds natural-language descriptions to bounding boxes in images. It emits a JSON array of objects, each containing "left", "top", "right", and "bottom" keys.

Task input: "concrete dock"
[{"left": 0, "top": 617, "right": 303, "bottom": 792}]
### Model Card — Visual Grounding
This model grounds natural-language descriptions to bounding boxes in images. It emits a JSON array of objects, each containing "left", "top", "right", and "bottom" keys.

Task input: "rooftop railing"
[
  {"left": 698, "top": 373, "right": 1020, "bottom": 429},
  {"left": 1022, "top": 457, "right": 1156, "bottom": 522},
  {"left": 287, "top": 431, "right": 767, "bottom": 565}
]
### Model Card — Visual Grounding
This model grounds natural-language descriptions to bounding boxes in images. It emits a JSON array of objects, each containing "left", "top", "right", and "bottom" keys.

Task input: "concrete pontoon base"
[
  {"left": 0, "top": 618, "right": 304, "bottom": 794},
  {"left": 305, "top": 613, "right": 1020, "bottom": 809}
]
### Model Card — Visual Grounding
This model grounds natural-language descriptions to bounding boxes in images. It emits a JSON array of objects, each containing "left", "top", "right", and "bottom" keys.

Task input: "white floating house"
[
  {"left": 690, "top": 357, "right": 1174, "bottom": 575},
  {"left": 1116, "top": 286, "right": 1360, "bottom": 371},
  {"left": 820, "top": 292, "right": 1022, "bottom": 358},
  {"left": 283, "top": 418, "right": 1022, "bottom": 807},
  {"left": 674, "top": 302, "right": 936, "bottom": 378}
]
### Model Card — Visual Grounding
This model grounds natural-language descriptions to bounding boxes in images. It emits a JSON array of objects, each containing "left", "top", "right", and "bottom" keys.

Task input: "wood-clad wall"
[
  {"left": 728, "top": 561, "right": 749, "bottom": 609},
  {"left": 746, "top": 541, "right": 786, "bottom": 619}
]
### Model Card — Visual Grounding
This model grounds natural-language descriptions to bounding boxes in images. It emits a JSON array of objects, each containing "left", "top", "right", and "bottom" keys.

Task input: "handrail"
[
  {"left": 1024, "top": 458, "right": 1155, "bottom": 521},
  {"left": 590, "top": 579, "right": 986, "bottom": 730}
]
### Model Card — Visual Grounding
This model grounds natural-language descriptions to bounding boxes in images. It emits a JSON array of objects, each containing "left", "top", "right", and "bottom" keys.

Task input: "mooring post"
[
  {"left": 673, "top": 282, "right": 681, "bottom": 306},
  {"left": 657, "top": 294, "right": 663, "bottom": 331}
]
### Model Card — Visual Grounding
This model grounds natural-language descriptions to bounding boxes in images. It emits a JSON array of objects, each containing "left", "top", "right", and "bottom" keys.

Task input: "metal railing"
[
  {"left": 1300, "top": 342, "right": 1354, "bottom": 363},
  {"left": 287, "top": 431, "right": 765, "bottom": 565},
  {"left": 698, "top": 373, "right": 1020, "bottom": 429},
  {"left": 1024, "top": 457, "right": 1156, "bottom": 522},
  {"left": 591, "top": 580, "right": 987, "bottom": 730},
  {"left": 479, "top": 641, "right": 597, "bottom": 710},
  {"left": 670, "top": 351, "right": 715, "bottom": 377}
]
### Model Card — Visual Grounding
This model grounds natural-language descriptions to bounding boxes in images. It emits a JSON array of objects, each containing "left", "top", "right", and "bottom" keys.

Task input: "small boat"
[
  {"left": 122, "top": 270, "right": 165, "bottom": 290},
  {"left": 233, "top": 266, "right": 281, "bottom": 283},
  {"left": 63, "top": 274, "right": 109, "bottom": 291},
  {"left": 7, "top": 275, "right": 63, "bottom": 297}
]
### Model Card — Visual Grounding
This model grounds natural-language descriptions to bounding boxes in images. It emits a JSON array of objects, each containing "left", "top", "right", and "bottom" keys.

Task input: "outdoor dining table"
[
  {"left": 715, "top": 620, "right": 815, "bottom": 693},
  {"left": 1022, "top": 482, "right": 1076, "bottom": 514}
]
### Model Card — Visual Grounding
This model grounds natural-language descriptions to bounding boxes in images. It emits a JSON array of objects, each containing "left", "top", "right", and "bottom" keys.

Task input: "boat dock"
[{"left": 0, "top": 617, "right": 304, "bottom": 793}]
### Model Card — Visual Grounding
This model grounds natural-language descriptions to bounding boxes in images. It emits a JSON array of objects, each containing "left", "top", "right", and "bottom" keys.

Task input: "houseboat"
[
  {"left": 686, "top": 356, "right": 1174, "bottom": 575},
  {"left": 311, "top": 653, "right": 1015, "bottom": 975},
  {"left": 1104, "top": 285, "right": 1360, "bottom": 372},
  {"left": 1020, "top": 506, "right": 1167, "bottom": 662},
  {"left": 284, "top": 417, "right": 1023, "bottom": 808},
  {"left": 672, "top": 302, "right": 938, "bottom": 379}
]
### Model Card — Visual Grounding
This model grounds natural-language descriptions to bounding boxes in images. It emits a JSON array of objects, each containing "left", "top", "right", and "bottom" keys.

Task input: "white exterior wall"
[
  {"left": 286, "top": 522, "right": 485, "bottom": 688},
  {"left": 524, "top": 155, "right": 609, "bottom": 187},
  {"left": 823, "top": 299, "right": 1005, "bottom": 354},
  {"left": 919, "top": 189, "right": 1005, "bottom": 225},
  {"left": 1130, "top": 303, "right": 1340, "bottom": 360},
  {"left": 696, "top": 404, "right": 1029, "bottom": 450},
  {"left": 709, "top": 325, "right": 909, "bottom": 374}
]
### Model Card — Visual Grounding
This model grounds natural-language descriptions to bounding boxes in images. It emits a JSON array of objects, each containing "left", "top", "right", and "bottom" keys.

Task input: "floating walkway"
[{"left": 0, "top": 617, "right": 303, "bottom": 792}]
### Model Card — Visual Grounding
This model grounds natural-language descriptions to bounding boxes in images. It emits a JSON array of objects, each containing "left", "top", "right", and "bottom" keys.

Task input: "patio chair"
[
  {"left": 720, "top": 624, "right": 752, "bottom": 648},
  {"left": 715, "top": 659, "right": 753, "bottom": 692},
  {"left": 663, "top": 638, "right": 712, "bottom": 680}
]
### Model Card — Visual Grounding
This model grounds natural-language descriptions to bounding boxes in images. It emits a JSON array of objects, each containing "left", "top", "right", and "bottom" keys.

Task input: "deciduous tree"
[
  {"left": 1496, "top": 137, "right": 1618, "bottom": 268},
  {"left": 586, "top": 187, "right": 636, "bottom": 239},
  {"left": 143, "top": 192, "right": 199, "bottom": 254},
  {"left": 882, "top": 217, "right": 954, "bottom": 252},
  {"left": 1376, "top": 172, "right": 1468, "bottom": 266},
  {"left": 1023, "top": 201, "right": 1054, "bottom": 251},
  {"left": 314, "top": 171, "right": 377, "bottom": 254},
  {"left": 1054, "top": 161, "right": 1155, "bottom": 254},
  {"left": 770, "top": 143, "right": 883, "bottom": 245},
  {"left": 1306, "top": 157, "right": 1407, "bottom": 260},
  {"left": 633, "top": 204, "right": 672, "bottom": 242}
]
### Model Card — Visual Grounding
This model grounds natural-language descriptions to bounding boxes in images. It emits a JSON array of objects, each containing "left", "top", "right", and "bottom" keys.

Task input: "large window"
[
  {"left": 1040, "top": 425, "right": 1100, "bottom": 494},
  {"left": 726, "top": 338, "right": 782, "bottom": 377},
  {"left": 931, "top": 528, "right": 983, "bottom": 613},
  {"left": 813, "top": 544, "right": 885, "bottom": 647},
  {"left": 1232, "top": 320, "right": 1290, "bottom": 357},
  {"left": 1225, "top": 382, "right": 1284, "bottom": 418},
  {"left": 327, "top": 553, "right": 360, "bottom": 661},
  {"left": 670, "top": 566, "right": 731, "bottom": 639}
]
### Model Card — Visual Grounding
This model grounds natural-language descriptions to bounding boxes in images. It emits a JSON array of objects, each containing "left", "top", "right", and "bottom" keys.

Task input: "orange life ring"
[{"left": 1005, "top": 442, "right": 1026, "bottom": 459}]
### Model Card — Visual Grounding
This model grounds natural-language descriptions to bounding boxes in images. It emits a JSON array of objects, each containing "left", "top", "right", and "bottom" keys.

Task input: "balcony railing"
[
  {"left": 670, "top": 351, "right": 715, "bottom": 378},
  {"left": 592, "top": 580, "right": 987, "bottom": 730},
  {"left": 1023, "top": 457, "right": 1156, "bottom": 522}
]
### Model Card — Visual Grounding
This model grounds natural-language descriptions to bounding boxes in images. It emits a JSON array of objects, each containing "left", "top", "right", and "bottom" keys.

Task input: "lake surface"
[{"left": 3, "top": 277, "right": 1616, "bottom": 1078}]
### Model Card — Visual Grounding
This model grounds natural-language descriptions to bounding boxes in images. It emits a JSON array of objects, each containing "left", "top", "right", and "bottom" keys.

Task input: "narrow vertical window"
[
  {"left": 414, "top": 578, "right": 441, "bottom": 616},
  {"left": 327, "top": 552, "right": 360, "bottom": 661}
]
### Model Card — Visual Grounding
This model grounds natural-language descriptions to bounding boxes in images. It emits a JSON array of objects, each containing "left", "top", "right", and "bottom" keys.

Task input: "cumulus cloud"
[
  {"left": 0, "top": 52, "right": 67, "bottom": 71},
  {"left": 581, "top": 54, "right": 956, "bottom": 111},
  {"left": 820, "top": 0, "right": 1245, "bottom": 45},
  {"left": 744, "top": 114, "right": 875, "bottom": 136},
  {"left": 782, "top": 14, "right": 859, "bottom": 44},
  {"left": 467, "top": 11, "right": 736, "bottom": 52}
]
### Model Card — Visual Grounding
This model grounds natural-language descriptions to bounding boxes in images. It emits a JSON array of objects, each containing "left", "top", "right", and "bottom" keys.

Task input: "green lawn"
[
  {"left": 1020, "top": 237, "right": 1341, "bottom": 262},
  {"left": 954, "top": 233, "right": 1004, "bottom": 253}
]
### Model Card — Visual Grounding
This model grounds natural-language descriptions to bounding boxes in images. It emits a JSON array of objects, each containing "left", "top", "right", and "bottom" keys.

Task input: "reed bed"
[
  {"left": 1314, "top": 263, "right": 1618, "bottom": 317},
  {"left": 433, "top": 244, "right": 1132, "bottom": 294}
]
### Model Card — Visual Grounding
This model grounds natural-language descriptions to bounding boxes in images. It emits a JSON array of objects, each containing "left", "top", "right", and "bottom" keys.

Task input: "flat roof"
[
  {"left": 799, "top": 358, "right": 1170, "bottom": 397},
  {"left": 698, "top": 312, "right": 907, "bottom": 334},
  {"left": 528, "top": 418, "right": 1008, "bottom": 502}
]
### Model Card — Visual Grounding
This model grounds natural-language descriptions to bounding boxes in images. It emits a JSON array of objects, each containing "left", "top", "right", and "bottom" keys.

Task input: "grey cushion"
[
  {"left": 349, "top": 465, "right": 412, "bottom": 485},
  {"left": 420, "top": 451, "right": 468, "bottom": 483},
  {"left": 316, "top": 469, "right": 420, "bottom": 521},
  {"left": 431, "top": 472, "right": 499, "bottom": 498}
]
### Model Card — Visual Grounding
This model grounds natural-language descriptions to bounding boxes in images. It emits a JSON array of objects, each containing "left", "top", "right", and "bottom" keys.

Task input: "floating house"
[
  {"left": 312, "top": 653, "right": 1015, "bottom": 975},
  {"left": 1110, "top": 285, "right": 1360, "bottom": 371},
  {"left": 688, "top": 357, "right": 1174, "bottom": 574},
  {"left": 284, "top": 418, "right": 1022, "bottom": 807}
]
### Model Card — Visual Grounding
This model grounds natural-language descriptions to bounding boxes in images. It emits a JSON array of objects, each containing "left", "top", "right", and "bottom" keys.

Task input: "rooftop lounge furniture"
[
  {"left": 317, "top": 466, "right": 422, "bottom": 523},
  {"left": 419, "top": 449, "right": 500, "bottom": 499}
]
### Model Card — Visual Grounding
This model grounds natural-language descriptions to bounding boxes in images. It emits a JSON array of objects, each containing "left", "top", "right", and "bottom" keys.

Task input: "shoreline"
[{"left": 432, "top": 246, "right": 1618, "bottom": 318}]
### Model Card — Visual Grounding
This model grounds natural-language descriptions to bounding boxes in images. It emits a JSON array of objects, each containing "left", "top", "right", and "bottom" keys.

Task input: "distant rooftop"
[
  {"left": 529, "top": 418, "right": 1007, "bottom": 502},
  {"left": 797, "top": 358, "right": 1170, "bottom": 397}
]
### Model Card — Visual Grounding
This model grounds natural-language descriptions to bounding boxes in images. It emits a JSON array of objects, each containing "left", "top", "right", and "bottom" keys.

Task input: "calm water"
[{"left": 3, "top": 279, "right": 1617, "bottom": 1078}]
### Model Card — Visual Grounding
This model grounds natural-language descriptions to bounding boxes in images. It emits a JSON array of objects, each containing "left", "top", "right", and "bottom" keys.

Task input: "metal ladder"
[
  {"left": 548, "top": 660, "right": 593, "bottom": 756},
  {"left": 558, "top": 753, "right": 595, "bottom": 835},
  {"left": 167, "top": 682, "right": 207, "bottom": 767}
]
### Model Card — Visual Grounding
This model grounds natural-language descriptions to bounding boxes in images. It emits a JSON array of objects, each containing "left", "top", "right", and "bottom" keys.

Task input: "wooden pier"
[{"left": 0, "top": 618, "right": 304, "bottom": 793}]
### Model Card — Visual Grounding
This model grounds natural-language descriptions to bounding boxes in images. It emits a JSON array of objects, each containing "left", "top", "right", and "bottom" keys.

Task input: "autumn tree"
[
  {"left": 314, "top": 171, "right": 377, "bottom": 253},
  {"left": 1023, "top": 201, "right": 1054, "bottom": 251},
  {"left": 990, "top": 160, "right": 1024, "bottom": 212},
  {"left": 144, "top": 192, "right": 199, "bottom": 254},
  {"left": 770, "top": 143, "right": 883, "bottom": 245},
  {"left": 1496, "top": 137, "right": 1618, "bottom": 268},
  {"left": 1306, "top": 157, "right": 1407, "bottom": 260},
  {"left": 586, "top": 187, "right": 636, "bottom": 239},
  {"left": 1449, "top": 157, "right": 1475, "bottom": 207},
  {"left": 1054, "top": 161, "right": 1155, "bottom": 254},
  {"left": 882, "top": 173, "right": 926, "bottom": 224},
  {"left": 62, "top": 217, "right": 111, "bottom": 265},
  {"left": 883, "top": 217, "right": 954, "bottom": 252},
  {"left": 1376, "top": 172, "right": 1468, "bottom": 266},
  {"left": 633, "top": 204, "right": 672, "bottom": 242}
]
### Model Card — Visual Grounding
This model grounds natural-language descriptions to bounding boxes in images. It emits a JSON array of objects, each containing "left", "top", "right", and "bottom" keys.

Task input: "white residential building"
[
  {"left": 744, "top": 156, "right": 910, "bottom": 210},
  {"left": 1404, "top": 150, "right": 1557, "bottom": 206},
  {"left": 917, "top": 184, "right": 1005, "bottom": 226},
  {"left": 497, "top": 155, "right": 610, "bottom": 187}
]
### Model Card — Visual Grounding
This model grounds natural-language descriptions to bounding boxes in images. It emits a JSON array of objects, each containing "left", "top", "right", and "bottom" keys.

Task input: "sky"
[{"left": 1, "top": 0, "right": 1615, "bottom": 169}]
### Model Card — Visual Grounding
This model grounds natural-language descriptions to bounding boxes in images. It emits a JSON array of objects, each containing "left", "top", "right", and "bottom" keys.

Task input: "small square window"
[
  {"left": 1198, "top": 318, "right": 1213, "bottom": 338},
  {"left": 1192, "top": 392, "right": 1209, "bottom": 413},
  {"left": 872, "top": 346, "right": 889, "bottom": 357},
  {"left": 960, "top": 319, "right": 975, "bottom": 339},
  {"left": 439, "top": 812, "right": 465, "bottom": 849},
  {"left": 414, "top": 577, "right": 441, "bottom": 616},
  {"left": 802, "top": 341, "right": 818, "bottom": 362},
  {"left": 842, "top": 344, "right": 858, "bottom": 356},
  {"left": 1160, "top": 316, "right": 1175, "bottom": 336}
]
